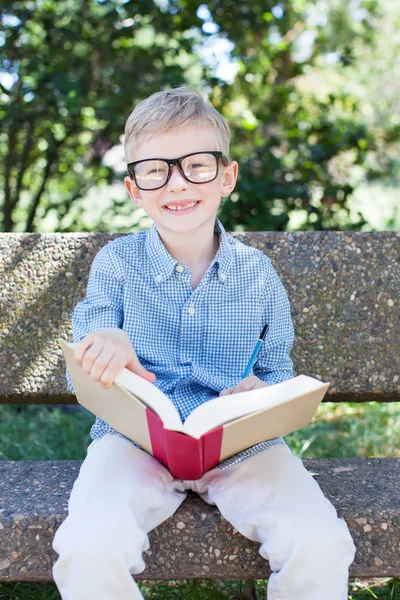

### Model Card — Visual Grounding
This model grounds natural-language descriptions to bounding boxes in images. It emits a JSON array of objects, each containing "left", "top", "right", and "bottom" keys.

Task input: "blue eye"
[{"left": 147, "top": 167, "right": 167, "bottom": 175}]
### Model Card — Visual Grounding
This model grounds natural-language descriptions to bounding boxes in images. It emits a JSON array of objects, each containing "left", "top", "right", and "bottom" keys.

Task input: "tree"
[
  {"left": 1, "top": 0, "right": 397, "bottom": 233},
  {"left": 0, "top": 0, "right": 206, "bottom": 232},
  {"left": 200, "top": 0, "right": 393, "bottom": 230}
]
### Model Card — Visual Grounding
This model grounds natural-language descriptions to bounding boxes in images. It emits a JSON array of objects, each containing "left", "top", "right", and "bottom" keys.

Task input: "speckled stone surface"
[
  {"left": 0, "top": 231, "right": 399, "bottom": 404},
  {"left": 0, "top": 458, "right": 399, "bottom": 581}
]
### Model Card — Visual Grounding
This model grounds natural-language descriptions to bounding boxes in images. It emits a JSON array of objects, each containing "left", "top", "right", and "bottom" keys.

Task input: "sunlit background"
[
  {"left": 1, "top": 0, "right": 399, "bottom": 234},
  {"left": 0, "top": 3, "right": 399, "bottom": 598}
]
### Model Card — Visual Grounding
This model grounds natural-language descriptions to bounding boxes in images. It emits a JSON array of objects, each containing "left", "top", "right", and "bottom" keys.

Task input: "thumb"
[{"left": 126, "top": 355, "right": 156, "bottom": 382}]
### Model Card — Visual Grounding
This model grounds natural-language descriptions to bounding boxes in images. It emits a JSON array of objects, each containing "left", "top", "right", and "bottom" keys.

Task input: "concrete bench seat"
[
  {"left": 0, "top": 230, "right": 399, "bottom": 582},
  {"left": 0, "top": 458, "right": 399, "bottom": 581}
]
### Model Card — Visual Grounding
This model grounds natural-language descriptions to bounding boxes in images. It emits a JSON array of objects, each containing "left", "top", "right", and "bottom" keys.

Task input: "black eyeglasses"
[{"left": 127, "top": 151, "right": 228, "bottom": 191}]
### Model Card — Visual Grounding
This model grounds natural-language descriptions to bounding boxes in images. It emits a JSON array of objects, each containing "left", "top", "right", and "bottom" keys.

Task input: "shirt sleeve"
[
  {"left": 253, "top": 260, "right": 295, "bottom": 386},
  {"left": 66, "top": 244, "right": 124, "bottom": 395}
]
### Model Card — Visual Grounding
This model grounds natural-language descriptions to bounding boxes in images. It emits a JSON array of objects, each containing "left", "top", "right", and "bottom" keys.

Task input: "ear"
[
  {"left": 124, "top": 176, "right": 143, "bottom": 208},
  {"left": 220, "top": 160, "right": 238, "bottom": 197}
]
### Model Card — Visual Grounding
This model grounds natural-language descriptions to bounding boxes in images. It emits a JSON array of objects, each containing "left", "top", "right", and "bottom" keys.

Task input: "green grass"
[
  {"left": 0, "top": 405, "right": 93, "bottom": 461},
  {"left": 0, "top": 401, "right": 399, "bottom": 462},
  {"left": 286, "top": 401, "right": 400, "bottom": 459},
  {"left": 0, "top": 577, "right": 399, "bottom": 599},
  {"left": 0, "top": 402, "right": 399, "bottom": 599}
]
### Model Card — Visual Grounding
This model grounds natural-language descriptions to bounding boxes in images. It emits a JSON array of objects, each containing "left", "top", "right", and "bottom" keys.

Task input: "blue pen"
[{"left": 241, "top": 324, "right": 269, "bottom": 379}]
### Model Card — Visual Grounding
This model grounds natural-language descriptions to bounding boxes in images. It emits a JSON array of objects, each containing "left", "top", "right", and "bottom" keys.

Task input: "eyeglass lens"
[{"left": 133, "top": 153, "right": 218, "bottom": 190}]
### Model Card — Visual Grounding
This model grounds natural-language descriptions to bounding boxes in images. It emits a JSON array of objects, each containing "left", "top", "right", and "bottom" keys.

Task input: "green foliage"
[
  {"left": 0, "top": 0, "right": 207, "bottom": 232},
  {"left": 0, "top": 581, "right": 60, "bottom": 599},
  {"left": 0, "top": 405, "right": 92, "bottom": 460},
  {"left": 1, "top": 401, "right": 399, "bottom": 462},
  {"left": 0, "top": 572, "right": 399, "bottom": 598},
  {"left": 1, "top": 1, "right": 399, "bottom": 233},
  {"left": 286, "top": 402, "right": 400, "bottom": 459},
  {"left": 203, "top": 0, "right": 397, "bottom": 230}
]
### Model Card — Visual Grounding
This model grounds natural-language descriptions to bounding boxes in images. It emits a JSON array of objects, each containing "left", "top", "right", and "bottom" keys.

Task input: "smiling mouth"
[{"left": 164, "top": 201, "right": 200, "bottom": 212}]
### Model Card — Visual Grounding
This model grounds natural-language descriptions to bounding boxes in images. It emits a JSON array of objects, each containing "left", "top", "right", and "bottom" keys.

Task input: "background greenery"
[
  {"left": 1, "top": 0, "right": 399, "bottom": 234},
  {"left": 1, "top": 0, "right": 399, "bottom": 598}
]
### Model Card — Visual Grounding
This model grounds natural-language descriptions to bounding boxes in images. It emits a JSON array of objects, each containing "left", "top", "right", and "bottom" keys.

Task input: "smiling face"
[{"left": 124, "top": 126, "right": 238, "bottom": 241}]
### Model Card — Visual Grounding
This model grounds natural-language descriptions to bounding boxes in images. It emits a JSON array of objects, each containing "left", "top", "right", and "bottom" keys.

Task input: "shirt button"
[
  {"left": 176, "top": 264, "right": 184, "bottom": 273},
  {"left": 220, "top": 273, "right": 226, "bottom": 281},
  {"left": 155, "top": 275, "right": 162, "bottom": 282},
  {"left": 188, "top": 306, "right": 195, "bottom": 315}
]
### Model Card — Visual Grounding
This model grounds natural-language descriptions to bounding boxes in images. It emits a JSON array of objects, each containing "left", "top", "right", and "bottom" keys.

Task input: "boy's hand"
[
  {"left": 74, "top": 330, "right": 156, "bottom": 389},
  {"left": 219, "top": 375, "right": 268, "bottom": 396}
]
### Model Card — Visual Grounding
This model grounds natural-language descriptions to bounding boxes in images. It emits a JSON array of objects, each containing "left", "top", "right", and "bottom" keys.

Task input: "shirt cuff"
[{"left": 257, "top": 370, "right": 294, "bottom": 386}]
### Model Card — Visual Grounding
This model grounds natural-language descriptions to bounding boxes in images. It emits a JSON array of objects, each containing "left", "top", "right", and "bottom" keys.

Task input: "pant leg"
[
  {"left": 52, "top": 433, "right": 187, "bottom": 600},
  {"left": 194, "top": 444, "right": 356, "bottom": 600}
]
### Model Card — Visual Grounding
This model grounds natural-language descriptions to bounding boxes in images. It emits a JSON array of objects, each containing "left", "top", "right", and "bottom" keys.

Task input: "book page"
[
  {"left": 114, "top": 368, "right": 182, "bottom": 429},
  {"left": 219, "top": 384, "right": 329, "bottom": 461},
  {"left": 182, "top": 375, "right": 330, "bottom": 439},
  {"left": 61, "top": 339, "right": 182, "bottom": 431}
]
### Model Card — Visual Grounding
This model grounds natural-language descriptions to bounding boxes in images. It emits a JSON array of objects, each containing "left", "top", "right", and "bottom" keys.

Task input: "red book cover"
[{"left": 146, "top": 408, "right": 223, "bottom": 479}]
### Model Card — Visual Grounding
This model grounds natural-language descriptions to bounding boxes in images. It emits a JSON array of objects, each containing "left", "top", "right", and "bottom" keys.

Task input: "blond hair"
[{"left": 124, "top": 86, "right": 231, "bottom": 162}]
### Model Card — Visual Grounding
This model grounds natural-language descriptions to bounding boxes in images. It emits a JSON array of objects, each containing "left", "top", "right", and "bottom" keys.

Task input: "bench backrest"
[{"left": 1, "top": 231, "right": 399, "bottom": 404}]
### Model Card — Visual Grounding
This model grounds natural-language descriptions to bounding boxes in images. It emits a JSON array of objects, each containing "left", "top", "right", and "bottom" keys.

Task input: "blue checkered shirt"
[{"left": 66, "top": 218, "right": 295, "bottom": 471}]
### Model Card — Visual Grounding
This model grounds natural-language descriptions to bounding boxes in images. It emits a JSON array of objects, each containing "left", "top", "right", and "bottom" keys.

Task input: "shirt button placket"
[{"left": 181, "top": 303, "right": 197, "bottom": 365}]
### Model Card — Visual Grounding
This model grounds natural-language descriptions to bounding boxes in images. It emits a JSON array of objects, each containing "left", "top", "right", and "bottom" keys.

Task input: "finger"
[
  {"left": 89, "top": 344, "right": 119, "bottom": 383},
  {"left": 238, "top": 376, "right": 260, "bottom": 391},
  {"left": 74, "top": 334, "right": 97, "bottom": 366},
  {"left": 219, "top": 386, "right": 236, "bottom": 396},
  {"left": 126, "top": 354, "right": 156, "bottom": 382},
  {"left": 220, "top": 381, "right": 253, "bottom": 396},
  {"left": 99, "top": 353, "right": 126, "bottom": 388},
  {"left": 239, "top": 380, "right": 256, "bottom": 392},
  {"left": 80, "top": 339, "right": 105, "bottom": 375}
]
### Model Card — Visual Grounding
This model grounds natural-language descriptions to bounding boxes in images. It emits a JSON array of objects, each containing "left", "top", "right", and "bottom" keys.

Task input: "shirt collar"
[
  {"left": 212, "top": 217, "right": 233, "bottom": 284},
  {"left": 146, "top": 224, "right": 176, "bottom": 283},
  {"left": 146, "top": 217, "right": 233, "bottom": 285}
]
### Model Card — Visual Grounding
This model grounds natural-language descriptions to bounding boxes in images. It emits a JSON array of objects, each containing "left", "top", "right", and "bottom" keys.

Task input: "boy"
[{"left": 52, "top": 87, "right": 356, "bottom": 600}]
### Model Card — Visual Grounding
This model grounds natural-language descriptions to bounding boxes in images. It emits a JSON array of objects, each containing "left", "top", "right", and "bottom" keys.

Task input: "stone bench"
[{"left": 0, "top": 230, "right": 399, "bottom": 582}]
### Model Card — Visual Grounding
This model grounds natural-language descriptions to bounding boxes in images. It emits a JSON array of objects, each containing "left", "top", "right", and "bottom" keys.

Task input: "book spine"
[
  {"left": 146, "top": 409, "right": 224, "bottom": 479},
  {"left": 163, "top": 427, "right": 224, "bottom": 479},
  {"left": 163, "top": 430, "right": 204, "bottom": 480},
  {"left": 146, "top": 409, "right": 204, "bottom": 478},
  {"left": 201, "top": 427, "right": 224, "bottom": 474},
  {"left": 146, "top": 408, "right": 168, "bottom": 467}
]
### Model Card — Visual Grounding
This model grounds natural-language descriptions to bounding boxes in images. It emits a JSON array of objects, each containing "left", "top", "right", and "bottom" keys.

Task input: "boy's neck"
[{"left": 157, "top": 220, "right": 220, "bottom": 274}]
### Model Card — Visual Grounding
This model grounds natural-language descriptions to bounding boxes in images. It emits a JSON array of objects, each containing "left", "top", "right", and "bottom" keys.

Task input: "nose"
[{"left": 166, "top": 165, "right": 189, "bottom": 191}]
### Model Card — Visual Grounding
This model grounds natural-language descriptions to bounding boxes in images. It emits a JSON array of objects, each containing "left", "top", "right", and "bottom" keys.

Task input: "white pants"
[{"left": 52, "top": 433, "right": 356, "bottom": 600}]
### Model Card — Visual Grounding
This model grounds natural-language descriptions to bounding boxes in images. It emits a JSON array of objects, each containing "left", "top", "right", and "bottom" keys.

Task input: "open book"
[{"left": 61, "top": 339, "right": 330, "bottom": 479}]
